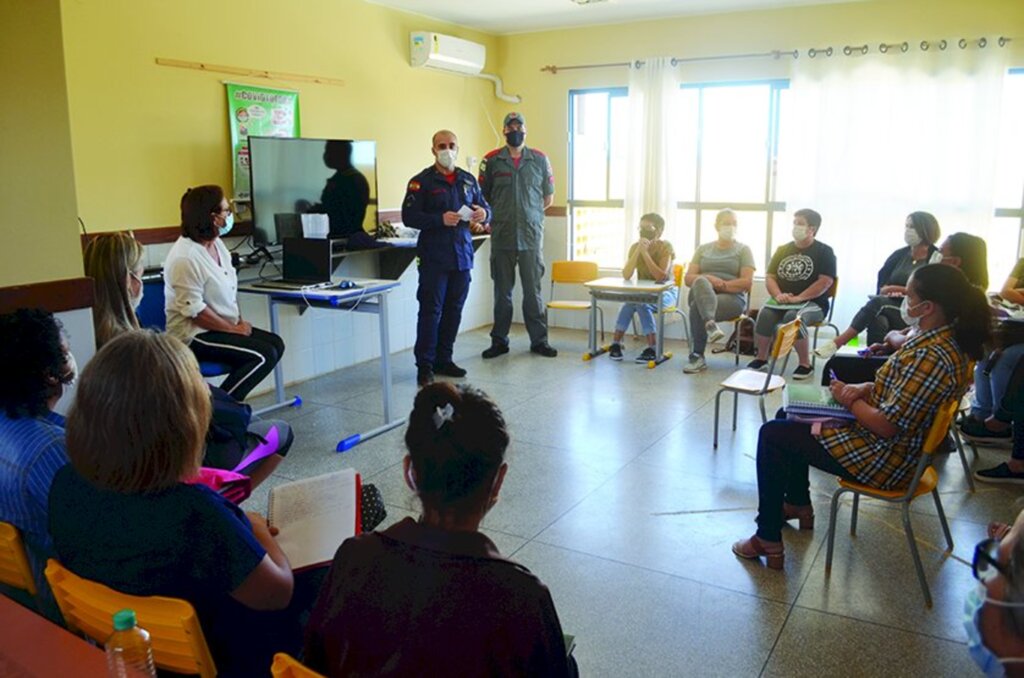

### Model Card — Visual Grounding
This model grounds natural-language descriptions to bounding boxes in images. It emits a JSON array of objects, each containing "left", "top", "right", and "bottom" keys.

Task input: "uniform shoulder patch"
[
  {"left": 407, "top": 180, "right": 421, "bottom": 191},
  {"left": 483, "top": 148, "right": 502, "bottom": 159}
]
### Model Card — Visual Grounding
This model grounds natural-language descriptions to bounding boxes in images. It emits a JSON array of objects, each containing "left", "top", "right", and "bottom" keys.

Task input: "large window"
[
  {"left": 569, "top": 82, "right": 788, "bottom": 268},
  {"left": 992, "top": 69, "right": 1024, "bottom": 285}
]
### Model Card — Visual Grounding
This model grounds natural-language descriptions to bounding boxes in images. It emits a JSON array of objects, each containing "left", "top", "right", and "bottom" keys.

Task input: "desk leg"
[{"left": 252, "top": 297, "right": 301, "bottom": 416}]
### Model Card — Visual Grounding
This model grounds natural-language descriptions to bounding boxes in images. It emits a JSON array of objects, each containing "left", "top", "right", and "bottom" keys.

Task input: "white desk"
[
  {"left": 583, "top": 277, "right": 676, "bottom": 367},
  {"left": 239, "top": 278, "right": 403, "bottom": 451}
]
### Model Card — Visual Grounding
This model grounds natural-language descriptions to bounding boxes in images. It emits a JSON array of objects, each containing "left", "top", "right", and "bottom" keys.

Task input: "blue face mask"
[
  {"left": 218, "top": 212, "right": 234, "bottom": 237},
  {"left": 964, "top": 582, "right": 1024, "bottom": 677}
]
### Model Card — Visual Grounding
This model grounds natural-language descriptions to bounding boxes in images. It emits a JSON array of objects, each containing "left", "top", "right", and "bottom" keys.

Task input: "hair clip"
[{"left": 433, "top": 403, "right": 455, "bottom": 429}]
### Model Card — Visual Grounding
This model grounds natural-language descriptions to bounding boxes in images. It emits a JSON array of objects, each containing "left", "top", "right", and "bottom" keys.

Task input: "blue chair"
[{"left": 138, "top": 275, "right": 232, "bottom": 378}]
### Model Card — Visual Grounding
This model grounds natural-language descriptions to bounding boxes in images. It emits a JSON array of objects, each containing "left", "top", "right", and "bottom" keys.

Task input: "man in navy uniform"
[
  {"left": 402, "top": 129, "right": 491, "bottom": 386},
  {"left": 478, "top": 112, "right": 557, "bottom": 359}
]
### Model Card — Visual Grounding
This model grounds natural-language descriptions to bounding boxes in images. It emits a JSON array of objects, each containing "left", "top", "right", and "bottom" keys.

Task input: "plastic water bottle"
[{"left": 105, "top": 609, "right": 157, "bottom": 677}]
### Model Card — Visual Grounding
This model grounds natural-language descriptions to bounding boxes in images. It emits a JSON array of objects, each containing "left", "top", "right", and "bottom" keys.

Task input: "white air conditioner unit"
[{"left": 410, "top": 32, "right": 485, "bottom": 75}]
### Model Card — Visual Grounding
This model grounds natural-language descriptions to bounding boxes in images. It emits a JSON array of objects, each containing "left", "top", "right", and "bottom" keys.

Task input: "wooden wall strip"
[
  {"left": 81, "top": 221, "right": 255, "bottom": 248},
  {"left": 0, "top": 277, "right": 95, "bottom": 314}
]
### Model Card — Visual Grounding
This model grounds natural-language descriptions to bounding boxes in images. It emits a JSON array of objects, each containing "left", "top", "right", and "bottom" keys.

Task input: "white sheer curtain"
[
  {"left": 624, "top": 57, "right": 679, "bottom": 256},
  {"left": 780, "top": 44, "right": 1009, "bottom": 326}
]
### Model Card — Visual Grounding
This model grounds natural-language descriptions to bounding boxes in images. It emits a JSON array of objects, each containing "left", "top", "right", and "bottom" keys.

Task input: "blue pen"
[{"left": 829, "top": 369, "right": 838, "bottom": 382}]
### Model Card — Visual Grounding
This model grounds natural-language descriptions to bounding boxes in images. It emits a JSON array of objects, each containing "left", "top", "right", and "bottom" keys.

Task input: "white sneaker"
[
  {"left": 706, "top": 321, "right": 726, "bottom": 345},
  {"left": 683, "top": 353, "right": 707, "bottom": 374},
  {"left": 814, "top": 341, "right": 839, "bottom": 360}
]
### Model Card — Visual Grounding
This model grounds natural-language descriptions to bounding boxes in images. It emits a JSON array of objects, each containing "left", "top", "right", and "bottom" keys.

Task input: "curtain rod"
[{"left": 540, "top": 36, "right": 1011, "bottom": 74}]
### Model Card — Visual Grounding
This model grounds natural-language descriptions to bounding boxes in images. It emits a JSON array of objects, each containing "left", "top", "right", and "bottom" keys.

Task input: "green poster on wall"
[{"left": 225, "top": 82, "right": 300, "bottom": 200}]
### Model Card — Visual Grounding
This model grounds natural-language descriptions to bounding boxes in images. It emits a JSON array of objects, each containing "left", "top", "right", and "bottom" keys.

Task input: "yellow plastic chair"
[
  {"left": 824, "top": 399, "right": 959, "bottom": 608},
  {"left": 712, "top": 318, "right": 801, "bottom": 448},
  {"left": 631, "top": 263, "right": 691, "bottom": 345},
  {"left": 809, "top": 277, "right": 840, "bottom": 369},
  {"left": 0, "top": 521, "right": 36, "bottom": 597},
  {"left": 548, "top": 260, "right": 604, "bottom": 341},
  {"left": 272, "top": 652, "right": 327, "bottom": 677},
  {"left": 45, "top": 559, "right": 216, "bottom": 677}
]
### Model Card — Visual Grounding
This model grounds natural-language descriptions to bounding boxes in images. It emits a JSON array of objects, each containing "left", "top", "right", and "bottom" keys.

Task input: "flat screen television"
[{"left": 248, "top": 136, "right": 378, "bottom": 246}]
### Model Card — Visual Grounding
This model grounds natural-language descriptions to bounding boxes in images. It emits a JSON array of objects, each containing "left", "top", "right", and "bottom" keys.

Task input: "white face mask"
[
  {"left": 905, "top": 227, "right": 922, "bottom": 247},
  {"left": 718, "top": 225, "right": 736, "bottom": 241},
  {"left": 436, "top": 148, "right": 457, "bottom": 170},
  {"left": 129, "top": 272, "right": 144, "bottom": 310},
  {"left": 792, "top": 224, "right": 809, "bottom": 243},
  {"left": 900, "top": 296, "right": 926, "bottom": 327},
  {"left": 64, "top": 351, "right": 78, "bottom": 392},
  {"left": 964, "top": 582, "right": 1024, "bottom": 677}
]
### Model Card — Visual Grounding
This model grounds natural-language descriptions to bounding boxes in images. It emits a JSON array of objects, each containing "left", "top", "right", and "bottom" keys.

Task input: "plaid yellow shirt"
[{"left": 819, "top": 325, "right": 971, "bottom": 490}]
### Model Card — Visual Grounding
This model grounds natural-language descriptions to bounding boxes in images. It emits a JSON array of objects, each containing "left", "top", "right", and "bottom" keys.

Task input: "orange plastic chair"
[
  {"left": 713, "top": 318, "right": 800, "bottom": 448},
  {"left": 272, "top": 652, "right": 327, "bottom": 677},
  {"left": 0, "top": 521, "right": 36, "bottom": 597},
  {"left": 45, "top": 559, "right": 216, "bottom": 677},
  {"left": 824, "top": 399, "right": 959, "bottom": 608},
  {"left": 548, "top": 260, "right": 604, "bottom": 340}
]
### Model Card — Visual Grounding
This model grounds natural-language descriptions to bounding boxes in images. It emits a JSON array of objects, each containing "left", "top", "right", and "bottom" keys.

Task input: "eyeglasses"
[
  {"left": 974, "top": 538, "right": 1011, "bottom": 582},
  {"left": 212, "top": 206, "right": 232, "bottom": 215}
]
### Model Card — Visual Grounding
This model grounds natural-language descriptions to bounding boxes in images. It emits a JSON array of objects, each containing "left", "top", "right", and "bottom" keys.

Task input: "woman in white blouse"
[{"left": 164, "top": 185, "right": 284, "bottom": 399}]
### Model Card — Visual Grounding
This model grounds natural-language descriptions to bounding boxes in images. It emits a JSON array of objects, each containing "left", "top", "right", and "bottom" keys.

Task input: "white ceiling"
[{"left": 365, "top": 0, "right": 867, "bottom": 35}]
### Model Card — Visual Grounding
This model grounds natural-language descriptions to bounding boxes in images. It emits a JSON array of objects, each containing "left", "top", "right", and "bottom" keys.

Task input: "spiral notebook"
[
  {"left": 784, "top": 384, "right": 856, "bottom": 420},
  {"left": 268, "top": 469, "right": 363, "bottom": 570}
]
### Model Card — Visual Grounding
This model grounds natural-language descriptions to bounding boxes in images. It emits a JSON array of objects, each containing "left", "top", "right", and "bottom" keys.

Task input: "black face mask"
[
  {"left": 640, "top": 226, "right": 656, "bottom": 240},
  {"left": 505, "top": 130, "right": 525, "bottom": 147}
]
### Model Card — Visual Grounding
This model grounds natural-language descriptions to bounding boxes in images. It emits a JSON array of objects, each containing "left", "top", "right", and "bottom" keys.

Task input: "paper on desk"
[{"left": 457, "top": 205, "right": 474, "bottom": 220}]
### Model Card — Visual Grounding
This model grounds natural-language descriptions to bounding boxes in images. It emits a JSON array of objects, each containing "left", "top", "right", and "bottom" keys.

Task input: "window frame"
[{"left": 995, "top": 68, "right": 1024, "bottom": 258}]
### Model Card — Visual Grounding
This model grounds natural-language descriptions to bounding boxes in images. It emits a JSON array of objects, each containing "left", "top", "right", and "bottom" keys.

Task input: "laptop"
[{"left": 253, "top": 238, "right": 335, "bottom": 289}]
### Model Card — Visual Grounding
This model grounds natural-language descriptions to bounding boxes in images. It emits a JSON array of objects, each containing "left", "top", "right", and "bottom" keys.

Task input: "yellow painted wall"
[
  {"left": 0, "top": 0, "right": 82, "bottom": 286},
  {"left": 497, "top": 0, "right": 1024, "bottom": 203},
  {"left": 59, "top": 0, "right": 505, "bottom": 231}
]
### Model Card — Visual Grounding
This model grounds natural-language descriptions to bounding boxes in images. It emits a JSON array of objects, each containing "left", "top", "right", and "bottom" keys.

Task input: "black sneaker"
[
  {"left": 609, "top": 343, "right": 624, "bottom": 361},
  {"left": 792, "top": 365, "right": 814, "bottom": 380},
  {"left": 635, "top": 347, "right": 657, "bottom": 363},
  {"left": 974, "top": 463, "right": 1024, "bottom": 485},
  {"left": 417, "top": 367, "right": 434, "bottom": 387},
  {"left": 530, "top": 343, "right": 558, "bottom": 358},
  {"left": 959, "top": 417, "right": 1012, "bottom": 443},
  {"left": 434, "top": 362, "right": 467, "bottom": 378},
  {"left": 747, "top": 359, "right": 768, "bottom": 371},
  {"left": 482, "top": 342, "right": 510, "bottom": 359}
]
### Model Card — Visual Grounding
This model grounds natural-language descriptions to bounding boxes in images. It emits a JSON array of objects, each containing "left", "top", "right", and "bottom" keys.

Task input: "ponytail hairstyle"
[
  {"left": 909, "top": 263, "right": 991, "bottom": 360},
  {"left": 83, "top": 233, "right": 143, "bottom": 348},
  {"left": 907, "top": 211, "right": 940, "bottom": 247},
  {"left": 180, "top": 185, "right": 224, "bottom": 243},
  {"left": 943, "top": 232, "right": 989, "bottom": 290},
  {"left": 404, "top": 382, "right": 509, "bottom": 516}
]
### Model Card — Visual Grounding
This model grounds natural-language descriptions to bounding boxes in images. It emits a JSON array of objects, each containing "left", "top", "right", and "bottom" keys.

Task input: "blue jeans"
[
  {"left": 614, "top": 288, "right": 676, "bottom": 335},
  {"left": 972, "top": 343, "right": 1024, "bottom": 419}
]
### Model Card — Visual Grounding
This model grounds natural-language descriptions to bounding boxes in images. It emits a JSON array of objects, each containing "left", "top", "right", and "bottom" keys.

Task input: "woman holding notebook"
[
  {"left": 49, "top": 331, "right": 310, "bottom": 677},
  {"left": 733, "top": 264, "right": 990, "bottom": 570},
  {"left": 305, "top": 382, "right": 576, "bottom": 677}
]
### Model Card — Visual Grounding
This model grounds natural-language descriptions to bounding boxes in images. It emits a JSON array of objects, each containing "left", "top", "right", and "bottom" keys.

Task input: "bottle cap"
[{"left": 112, "top": 609, "right": 137, "bottom": 631}]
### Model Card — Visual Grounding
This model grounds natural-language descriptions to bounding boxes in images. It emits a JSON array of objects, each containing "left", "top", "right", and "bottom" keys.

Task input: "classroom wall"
[{"left": 0, "top": 0, "right": 82, "bottom": 287}]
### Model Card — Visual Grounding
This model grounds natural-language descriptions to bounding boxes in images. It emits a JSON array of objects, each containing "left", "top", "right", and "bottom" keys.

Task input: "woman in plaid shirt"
[{"left": 733, "top": 264, "right": 991, "bottom": 570}]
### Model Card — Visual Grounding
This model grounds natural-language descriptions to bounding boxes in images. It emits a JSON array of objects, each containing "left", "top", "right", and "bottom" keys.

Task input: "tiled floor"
[{"left": 247, "top": 325, "right": 1022, "bottom": 677}]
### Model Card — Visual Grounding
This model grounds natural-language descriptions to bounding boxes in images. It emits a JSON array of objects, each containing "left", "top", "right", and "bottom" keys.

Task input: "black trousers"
[
  {"left": 997, "top": 358, "right": 1024, "bottom": 462},
  {"left": 755, "top": 411, "right": 859, "bottom": 542},
  {"left": 190, "top": 327, "right": 284, "bottom": 400},
  {"left": 849, "top": 296, "right": 906, "bottom": 345},
  {"left": 820, "top": 354, "right": 887, "bottom": 386}
]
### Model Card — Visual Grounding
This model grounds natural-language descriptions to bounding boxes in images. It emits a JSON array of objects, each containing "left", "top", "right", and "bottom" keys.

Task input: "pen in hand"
[{"left": 829, "top": 369, "right": 838, "bottom": 382}]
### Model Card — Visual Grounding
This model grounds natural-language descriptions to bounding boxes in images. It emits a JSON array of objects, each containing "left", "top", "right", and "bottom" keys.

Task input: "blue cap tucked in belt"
[{"left": 503, "top": 112, "right": 525, "bottom": 127}]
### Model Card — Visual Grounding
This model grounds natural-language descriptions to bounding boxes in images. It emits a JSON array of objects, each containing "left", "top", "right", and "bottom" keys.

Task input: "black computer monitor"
[{"left": 248, "top": 136, "right": 378, "bottom": 246}]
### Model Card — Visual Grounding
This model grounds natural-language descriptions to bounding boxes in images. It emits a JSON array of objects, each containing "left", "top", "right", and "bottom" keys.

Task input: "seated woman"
[
  {"left": 682, "top": 208, "right": 755, "bottom": 374},
  {"left": 971, "top": 347, "right": 1024, "bottom": 484},
  {"left": 49, "top": 331, "right": 314, "bottom": 677},
  {"left": 607, "top": 212, "right": 675, "bottom": 364},
  {"left": 84, "top": 232, "right": 291, "bottom": 488},
  {"left": 164, "top": 185, "right": 284, "bottom": 400},
  {"left": 733, "top": 264, "right": 989, "bottom": 568},
  {"left": 814, "top": 211, "right": 941, "bottom": 360},
  {"left": 822, "top": 231, "right": 989, "bottom": 384},
  {"left": 0, "top": 309, "right": 74, "bottom": 619},
  {"left": 305, "top": 382, "right": 574, "bottom": 677},
  {"left": 748, "top": 208, "right": 836, "bottom": 380},
  {"left": 967, "top": 509, "right": 1024, "bottom": 676},
  {"left": 961, "top": 256, "right": 1024, "bottom": 445}
]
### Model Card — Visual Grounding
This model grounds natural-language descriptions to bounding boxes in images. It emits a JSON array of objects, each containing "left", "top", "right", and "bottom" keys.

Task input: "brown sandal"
[
  {"left": 989, "top": 522, "right": 1012, "bottom": 541},
  {"left": 732, "top": 534, "right": 785, "bottom": 570},
  {"left": 783, "top": 503, "right": 815, "bottom": 530}
]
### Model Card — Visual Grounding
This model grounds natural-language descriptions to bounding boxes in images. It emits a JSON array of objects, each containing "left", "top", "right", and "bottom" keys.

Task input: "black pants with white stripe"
[{"left": 189, "top": 327, "right": 285, "bottom": 400}]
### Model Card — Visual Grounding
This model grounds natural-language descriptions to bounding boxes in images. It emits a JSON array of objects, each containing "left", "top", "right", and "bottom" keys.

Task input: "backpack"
[
  {"left": 207, "top": 386, "right": 253, "bottom": 454},
  {"left": 713, "top": 308, "right": 759, "bottom": 356}
]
